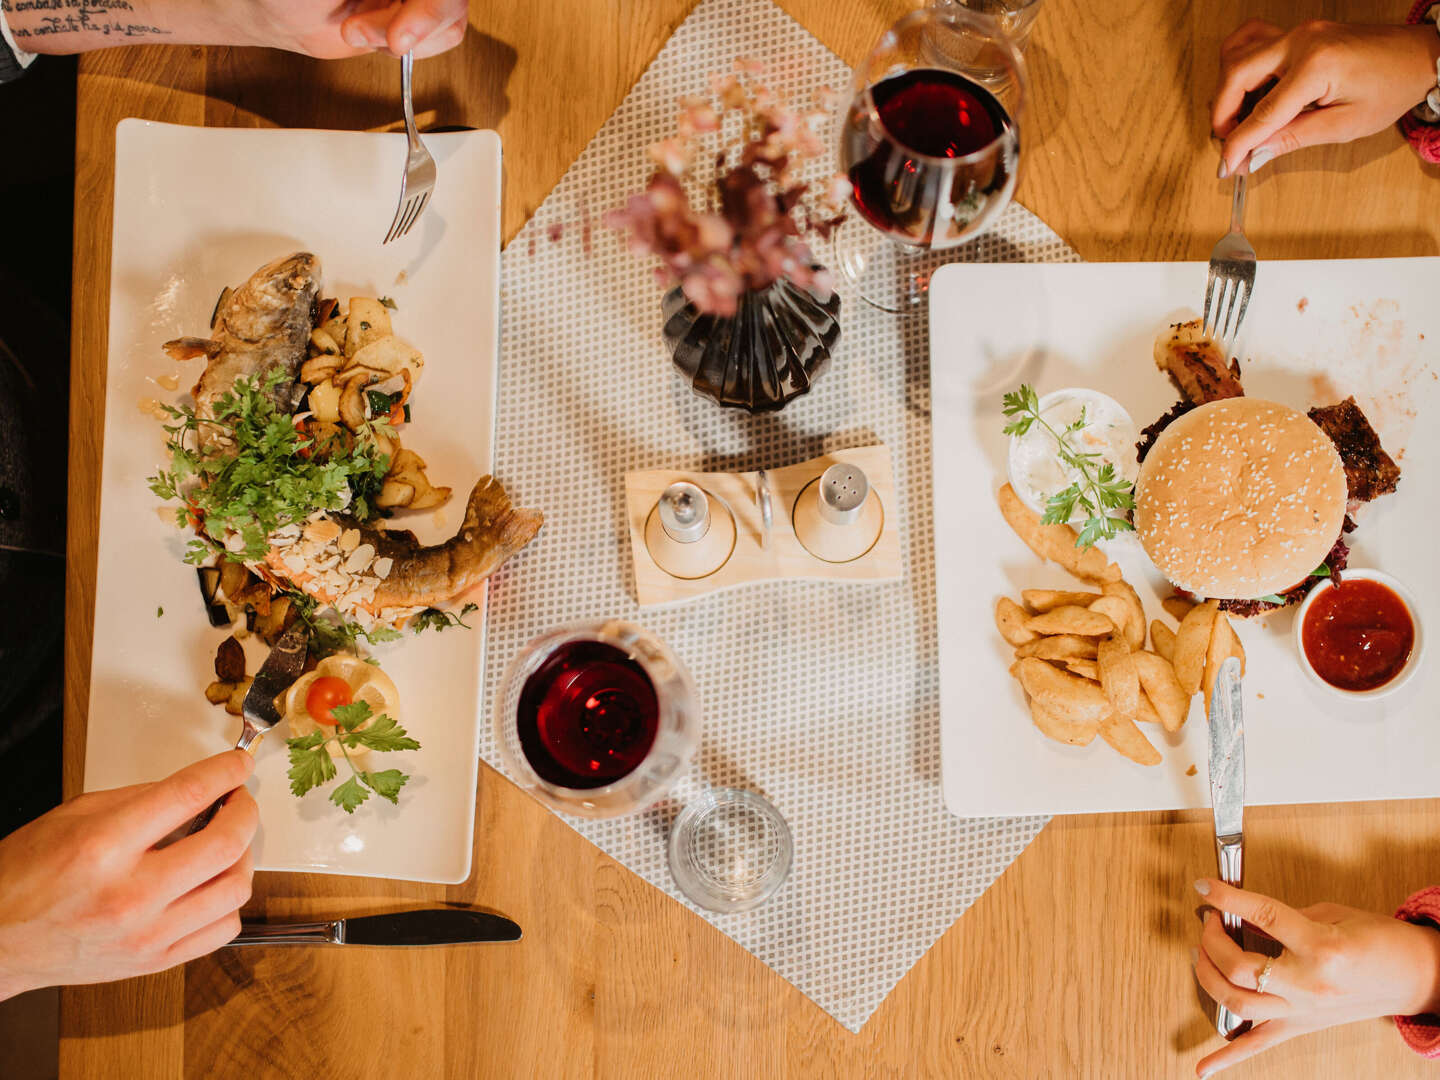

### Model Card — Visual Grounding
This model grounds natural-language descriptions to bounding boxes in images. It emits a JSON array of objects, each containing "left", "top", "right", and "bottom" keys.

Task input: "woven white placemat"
[{"left": 481, "top": 0, "right": 1077, "bottom": 1031}]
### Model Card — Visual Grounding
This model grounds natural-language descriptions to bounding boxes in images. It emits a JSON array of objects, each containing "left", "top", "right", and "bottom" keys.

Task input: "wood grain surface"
[{"left": 62, "top": 1, "right": 1440, "bottom": 1077}]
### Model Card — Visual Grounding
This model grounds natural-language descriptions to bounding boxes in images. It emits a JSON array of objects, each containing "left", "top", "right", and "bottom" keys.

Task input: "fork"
[
  {"left": 383, "top": 51, "right": 436, "bottom": 244},
  {"left": 1201, "top": 172, "right": 1255, "bottom": 357}
]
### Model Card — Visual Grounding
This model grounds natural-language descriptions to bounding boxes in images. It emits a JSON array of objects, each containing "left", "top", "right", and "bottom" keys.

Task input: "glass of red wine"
[
  {"left": 493, "top": 620, "right": 700, "bottom": 818},
  {"left": 834, "top": 6, "right": 1028, "bottom": 313}
]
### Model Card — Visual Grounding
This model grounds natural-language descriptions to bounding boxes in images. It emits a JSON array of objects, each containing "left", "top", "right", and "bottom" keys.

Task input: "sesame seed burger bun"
[{"left": 1135, "top": 397, "right": 1347, "bottom": 600}]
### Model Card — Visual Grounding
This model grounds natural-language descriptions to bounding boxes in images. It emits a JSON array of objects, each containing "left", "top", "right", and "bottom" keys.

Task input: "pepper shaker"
[{"left": 644, "top": 481, "right": 737, "bottom": 580}]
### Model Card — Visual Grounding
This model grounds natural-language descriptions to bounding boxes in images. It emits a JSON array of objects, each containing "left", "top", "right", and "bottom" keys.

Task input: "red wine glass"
[
  {"left": 834, "top": 7, "right": 1028, "bottom": 313},
  {"left": 494, "top": 620, "right": 700, "bottom": 818}
]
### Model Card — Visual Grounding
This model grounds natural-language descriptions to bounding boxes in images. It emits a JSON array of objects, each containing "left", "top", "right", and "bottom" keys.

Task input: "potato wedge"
[
  {"left": 1088, "top": 596, "right": 1132, "bottom": 642},
  {"left": 1134, "top": 650, "right": 1189, "bottom": 733},
  {"left": 1030, "top": 700, "right": 1099, "bottom": 747},
  {"left": 346, "top": 297, "right": 393, "bottom": 355},
  {"left": 219, "top": 560, "right": 251, "bottom": 603},
  {"left": 1099, "top": 711, "right": 1161, "bottom": 766},
  {"left": 333, "top": 364, "right": 387, "bottom": 388},
  {"left": 1162, "top": 595, "right": 1196, "bottom": 623},
  {"left": 996, "top": 484, "right": 1121, "bottom": 583},
  {"left": 1174, "top": 599, "right": 1219, "bottom": 696},
  {"left": 995, "top": 597, "right": 1037, "bottom": 646},
  {"left": 205, "top": 680, "right": 237, "bottom": 705},
  {"left": 308, "top": 378, "right": 342, "bottom": 423},
  {"left": 1151, "top": 620, "right": 1176, "bottom": 664},
  {"left": 1097, "top": 633, "right": 1139, "bottom": 721},
  {"left": 407, "top": 483, "right": 452, "bottom": 511},
  {"left": 225, "top": 677, "right": 254, "bottom": 715},
  {"left": 1065, "top": 658, "right": 1100, "bottom": 680},
  {"left": 1011, "top": 657, "right": 1111, "bottom": 723},
  {"left": 352, "top": 335, "right": 423, "bottom": 376},
  {"left": 1021, "top": 589, "right": 1101, "bottom": 613},
  {"left": 1203, "top": 614, "right": 1239, "bottom": 708},
  {"left": 1014, "top": 635, "right": 1100, "bottom": 661},
  {"left": 1103, "top": 580, "right": 1147, "bottom": 651},
  {"left": 339, "top": 379, "right": 367, "bottom": 430},
  {"left": 300, "top": 351, "right": 342, "bottom": 385},
  {"left": 1024, "top": 606, "right": 1115, "bottom": 637},
  {"left": 1134, "top": 691, "right": 1164, "bottom": 726},
  {"left": 376, "top": 479, "right": 415, "bottom": 509},
  {"left": 1229, "top": 625, "right": 1247, "bottom": 676},
  {"left": 309, "top": 327, "right": 342, "bottom": 356}
]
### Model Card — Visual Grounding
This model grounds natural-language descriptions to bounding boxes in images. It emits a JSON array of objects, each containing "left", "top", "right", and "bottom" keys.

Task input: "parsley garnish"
[
  {"left": 286, "top": 699, "right": 420, "bottom": 813},
  {"left": 411, "top": 602, "right": 479, "bottom": 634},
  {"left": 156, "top": 606, "right": 164, "bottom": 617},
  {"left": 147, "top": 370, "right": 391, "bottom": 563},
  {"left": 1003, "top": 384, "right": 1136, "bottom": 548},
  {"left": 284, "top": 589, "right": 403, "bottom": 658}
]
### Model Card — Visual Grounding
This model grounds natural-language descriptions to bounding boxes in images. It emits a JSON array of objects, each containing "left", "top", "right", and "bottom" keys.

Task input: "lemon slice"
[{"left": 283, "top": 656, "right": 404, "bottom": 759}]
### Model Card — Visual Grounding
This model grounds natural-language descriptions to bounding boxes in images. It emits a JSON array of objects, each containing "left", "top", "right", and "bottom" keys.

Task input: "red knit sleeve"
[{"left": 1394, "top": 887, "right": 1440, "bottom": 1057}]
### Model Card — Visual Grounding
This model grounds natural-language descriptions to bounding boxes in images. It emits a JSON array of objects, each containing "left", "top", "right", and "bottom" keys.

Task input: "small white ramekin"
[
  {"left": 1006, "top": 387, "right": 1138, "bottom": 520},
  {"left": 1293, "top": 567, "right": 1424, "bottom": 701}
]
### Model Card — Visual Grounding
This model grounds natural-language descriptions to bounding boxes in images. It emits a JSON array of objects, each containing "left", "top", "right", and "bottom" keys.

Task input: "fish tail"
[{"left": 464, "top": 476, "right": 544, "bottom": 556}]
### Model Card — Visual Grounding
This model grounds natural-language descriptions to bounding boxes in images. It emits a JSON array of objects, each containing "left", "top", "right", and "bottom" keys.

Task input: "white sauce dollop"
[{"left": 1008, "top": 389, "right": 1139, "bottom": 519}]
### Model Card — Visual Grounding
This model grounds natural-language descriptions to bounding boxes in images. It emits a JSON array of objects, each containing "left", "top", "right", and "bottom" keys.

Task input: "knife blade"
[
  {"left": 188, "top": 622, "right": 310, "bottom": 835},
  {"left": 229, "top": 909, "right": 522, "bottom": 947},
  {"left": 1208, "top": 655, "right": 1247, "bottom": 1039}
]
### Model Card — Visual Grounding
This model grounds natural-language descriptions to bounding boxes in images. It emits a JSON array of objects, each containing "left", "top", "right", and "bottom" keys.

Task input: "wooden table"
[{"left": 62, "top": 1, "right": 1440, "bottom": 1076}]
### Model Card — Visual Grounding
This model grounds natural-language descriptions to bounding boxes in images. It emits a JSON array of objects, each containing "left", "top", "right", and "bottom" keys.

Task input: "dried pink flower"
[{"left": 609, "top": 60, "right": 849, "bottom": 316}]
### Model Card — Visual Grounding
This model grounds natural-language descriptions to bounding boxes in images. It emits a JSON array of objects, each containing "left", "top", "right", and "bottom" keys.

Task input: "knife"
[
  {"left": 227, "top": 908, "right": 522, "bottom": 947},
  {"left": 1208, "top": 655, "right": 1248, "bottom": 1040},
  {"left": 188, "top": 622, "right": 310, "bottom": 835}
]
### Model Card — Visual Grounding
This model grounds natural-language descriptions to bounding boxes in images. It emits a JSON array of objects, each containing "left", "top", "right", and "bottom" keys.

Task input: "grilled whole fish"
[
  {"left": 268, "top": 476, "right": 544, "bottom": 616},
  {"left": 168, "top": 252, "right": 321, "bottom": 451}
]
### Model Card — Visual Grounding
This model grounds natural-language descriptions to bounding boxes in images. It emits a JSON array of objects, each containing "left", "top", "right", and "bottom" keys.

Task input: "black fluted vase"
[{"left": 660, "top": 274, "right": 841, "bottom": 413}]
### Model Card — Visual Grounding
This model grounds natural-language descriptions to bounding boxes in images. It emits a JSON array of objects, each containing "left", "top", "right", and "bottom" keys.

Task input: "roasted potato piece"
[
  {"left": 1134, "top": 650, "right": 1189, "bottom": 733},
  {"left": 205, "top": 680, "right": 237, "bottom": 705},
  {"left": 234, "top": 580, "right": 272, "bottom": 618},
  {"left": 254, "top": 594, "right": 296, "bottom": 645},
  {"left": 1088, "top": 596, "right": 1132, "bottom": 642},
  {"left": 996, "top": 483, "right": 1121, "bottom": 584},
  {"left": 346, "top": 298, "right": 393, "bottom": 355},
  {"left": 1030, "top": 700, "right": 1099, "bottom": 746},
  {"left": 1151, "top": 621, "right": 1177, "bottom": 664},
  {"left": 214, "top": 635, "right": 245, "bottom": 683},
  {"left": 1010, "top": 657, "right": 1111, "bottom": 724},
  {"left": 407, "top": 483, "right": 452, "bottom": 511},
  {"left": 1065, "top": 658, "right": 1100, "bottom": 680},
  {"left": 1099, "top": 711, "right": 1161, "bottom": 766},
  {"left": 219, "top": 560, "right": 251, "bottom": 603},
  {"left": 300, "top": 352, "right": 342, "bottom": 384},
  {"left": 995, "top": 597, "right": 1037, "bottom": 646},
  {"left": 1014, "top": 635, "right": 1099, "bottom": 661},
  {"left": 1022, "top": 589, "right": 1101, "bottom": 613},
  {"left": 339, "top": 379, "right": 367, "bottom": 430},
  {"left": 1203, "top": 614, "right": 1241, "bottom": 708},
  {"left": 1024, "top": 606, "right": 1115, "bottom": 637},
  {"left": 1162, "top": 595, "right": 1196, "bottom": 623},
  {"left": 1174, "top": 600, "right": 1219, "bottom": 696},
  {"left": 225, "top": 677, "right": 254, "bottom": 715},
  {"left": 308, "top": 379, "right": 342, "bottom": 423},
  {"left": 1097, "top": 633, "right": 1139, "bottom": 722},
  {"left": 309, "top": 328, "right": 342, "bottom": 356},
  {"left": 352, "top": 336, "right": 423, "bottom": 376},
  {"left": 376, "top": 479, "right": 415, "bottom": 509},
  {"left": 1103, "top": 581, "right": 1147, "bottom": 651}
]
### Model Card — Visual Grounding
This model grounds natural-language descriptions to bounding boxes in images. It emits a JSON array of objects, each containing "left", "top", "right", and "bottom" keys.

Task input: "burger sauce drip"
[{"left": 1302, "top": 580, "right": 1414, "bottom": 691}]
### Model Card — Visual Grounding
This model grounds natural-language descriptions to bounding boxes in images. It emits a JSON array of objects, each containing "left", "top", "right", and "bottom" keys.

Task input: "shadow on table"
[{"left": 199, "top": 30, "right": 518, "bottom": 133}]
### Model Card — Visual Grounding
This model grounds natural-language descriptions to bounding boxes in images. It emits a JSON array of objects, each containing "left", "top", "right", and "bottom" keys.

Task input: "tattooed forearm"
[{"left": 2, "top": 0, "right": 171, "bottom": 50}]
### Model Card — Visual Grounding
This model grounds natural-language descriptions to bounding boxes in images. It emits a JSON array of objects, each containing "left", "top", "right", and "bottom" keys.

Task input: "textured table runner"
[{"left": 480, "top": 0, "right": 1076, "bottom": 1031}]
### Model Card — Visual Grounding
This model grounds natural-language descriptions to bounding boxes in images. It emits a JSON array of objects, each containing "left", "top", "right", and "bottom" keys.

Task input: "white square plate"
[
  {"left": 85, "top": 120, "right": 502, "bottom": 882},
  {"left": 930, "top": 259, "right": 1439, "bottom": 818}
]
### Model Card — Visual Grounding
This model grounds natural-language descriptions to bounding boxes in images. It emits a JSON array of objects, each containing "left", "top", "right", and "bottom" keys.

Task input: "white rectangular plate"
[
  {"left": 931, "top": 259, "right": 1439, "bottom": 818},
  {"left": 85, "top": 120, "right": 502, "bottom": 882}
]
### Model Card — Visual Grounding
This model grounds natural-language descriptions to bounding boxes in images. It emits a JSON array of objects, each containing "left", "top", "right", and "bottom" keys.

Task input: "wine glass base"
[{"left": 831, "top": 216, "right": 979, "bottom": 316}]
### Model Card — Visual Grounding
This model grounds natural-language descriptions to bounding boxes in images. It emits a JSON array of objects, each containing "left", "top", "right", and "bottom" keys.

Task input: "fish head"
[{"left": 220, "top": 252, "right": 322, "bottom": 343}]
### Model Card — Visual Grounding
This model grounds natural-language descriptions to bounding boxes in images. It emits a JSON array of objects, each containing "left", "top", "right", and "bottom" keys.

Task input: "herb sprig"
[
  {"left": 1003, "top": 385, "right": 1136, "bottom": 548},
  {"left": 412, "top": 602, "right": 479, "bottom": 634},
  {"left": 283, "top": 590, "right": 403, "bottom": 658},
  {"left": 147, "top": 369, "right": 392, "bottom": 564},
  {"left": 287, "top": 700, "right": 420, "bottom": 813}
]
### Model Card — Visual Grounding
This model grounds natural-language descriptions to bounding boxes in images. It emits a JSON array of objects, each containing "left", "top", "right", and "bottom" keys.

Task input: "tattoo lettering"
[{"left": 3, "top": 0, "right": 166, "bottom": 40}]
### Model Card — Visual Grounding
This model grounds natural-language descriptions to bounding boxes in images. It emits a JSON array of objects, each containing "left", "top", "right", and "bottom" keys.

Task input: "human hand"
[
  {"left": 1212, "top": 19, "right": 1440, "bottom": 177},
  {"left": 245, "top": 0, "right": 471, "bottom": 60},
  {"left": 0, "top": 750, "right": 258, "bottom": 1001},
  {"left": 1190, "top": 878, "right": 1440, "bottom": 1076}
]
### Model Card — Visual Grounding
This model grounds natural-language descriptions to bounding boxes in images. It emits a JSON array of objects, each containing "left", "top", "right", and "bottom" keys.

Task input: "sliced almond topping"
[
  {"left": 372, "top": 556, "right": 393, "bottom": 580},
  {"left": 304, "top": 519, "right": 342, "bottom": 545}
]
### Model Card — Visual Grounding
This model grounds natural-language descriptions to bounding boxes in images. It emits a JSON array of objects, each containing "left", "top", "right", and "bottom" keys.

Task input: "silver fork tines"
[
  {"left": 1202, "top": 173, "right": 1255, "bottom": 357},
  {"left": 384, "top": 51, "right": 436, "bottom": 245}
]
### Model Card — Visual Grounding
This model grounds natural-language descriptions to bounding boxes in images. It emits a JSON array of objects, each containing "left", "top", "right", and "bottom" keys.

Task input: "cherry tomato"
[{"left": 305, "top": 676, "right": 353, "bottom": 726}]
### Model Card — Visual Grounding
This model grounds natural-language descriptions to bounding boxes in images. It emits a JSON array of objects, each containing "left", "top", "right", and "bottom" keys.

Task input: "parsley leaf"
[
  {"left": 330, "top": 775, "right": 371, "bottom": 813},
  {"left": 411, "top": 602, "right": 479, "bottom": 634},
  {"left": 1254, "top": 593, "right": 1286, "bottom": 605},
  {"left": 346, "top": 713, "right": 422, "bottom": 752},
  {"left": 362, "top": 769, "right": 409, "bottom": 804},
  {"left": 1003, "top": 383, "right": 1137, "bottom": 550},
  {"left": 286, "top": 736, "right": 337, "bottom": 797},
  {"left": 330, "top": 701, "right": 373, "bottom": 732}
]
